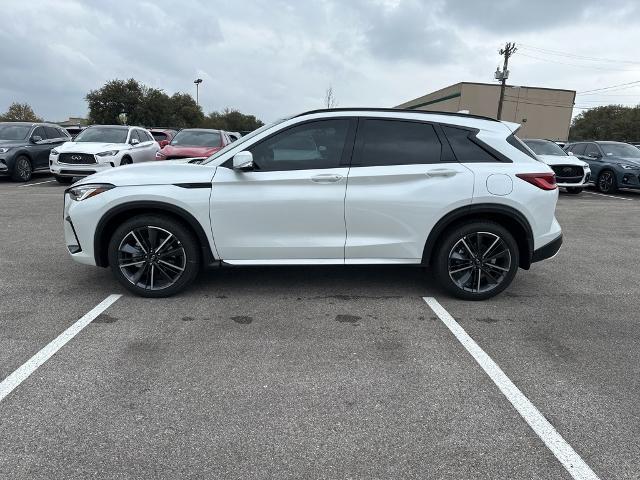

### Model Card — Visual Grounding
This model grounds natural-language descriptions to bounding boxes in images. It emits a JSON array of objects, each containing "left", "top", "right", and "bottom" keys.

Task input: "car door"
[
  {"left": 28, "top": 126, "right": 52, "bottom": 170},
  {"left": 126, "top": 129, "right": 143, "bottom": 162},
  {"left": 137, "top": 129, "right": 158, "bottom": 162},
  {"left": 582, "top": 143, "right": 605, "bottom": 177},
  {"left": 344, "top": 118, "right": 474, "bottom": 263},
  {"left": 210, "top": 118, "right": 355, "bottom": 262}
]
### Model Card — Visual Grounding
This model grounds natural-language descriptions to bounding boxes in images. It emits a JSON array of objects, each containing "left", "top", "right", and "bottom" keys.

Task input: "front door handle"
[
  {"left": 311, "top": 174, "right": 343, "bottom": 183},
  {"left": 426, "top": 168, "right": 458, "bottom": 178}
]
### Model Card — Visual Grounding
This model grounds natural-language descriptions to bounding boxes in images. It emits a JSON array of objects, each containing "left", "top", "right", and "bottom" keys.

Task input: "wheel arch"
[
  {"left": 422, "top": 204, "right": 534, "bottom": 270},
  {"left": 94, "top": 201, "right": 215, "bottom": 267}
]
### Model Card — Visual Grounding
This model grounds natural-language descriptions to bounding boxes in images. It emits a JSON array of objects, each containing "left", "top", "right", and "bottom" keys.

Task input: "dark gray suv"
[
  {"left": 0, "top": 122, "right": 71, "bottom": 182},
  {"left": 565, "top": 141, "right": 640, "bottom": 193}
]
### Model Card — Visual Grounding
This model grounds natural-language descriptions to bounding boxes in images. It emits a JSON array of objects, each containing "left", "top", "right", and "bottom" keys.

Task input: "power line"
[
  {"left": 517, "top": 52, "right": 640, "bottom": 72},
  {"left": 519, "top": 44, "right": 640, "bottom": 66},
  {"left": 577, "top": 80, "right": 640, "bottom": 94}
]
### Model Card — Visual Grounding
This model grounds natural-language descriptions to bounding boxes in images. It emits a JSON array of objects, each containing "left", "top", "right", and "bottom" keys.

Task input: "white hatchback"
[
  {"left": 50, "top": 125, "right": 160, "bottom": 184},
  {"left": 62, "top": 109, "right": 563, "bottom": 300}
]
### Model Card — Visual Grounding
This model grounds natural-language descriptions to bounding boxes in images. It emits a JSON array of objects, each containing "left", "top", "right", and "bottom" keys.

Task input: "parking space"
[{"left": 1, "top": 180, "right": 639, "bottom": 478}]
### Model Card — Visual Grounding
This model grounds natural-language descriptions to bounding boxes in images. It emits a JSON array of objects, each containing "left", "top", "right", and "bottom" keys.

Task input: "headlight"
[
  {"left": 96, "top": 150, "right": 119, "bottom": 157},
  {"left": 67, "top": 184, "right": 115, "bottom": 202},
  {"left": 618, "top": 163, "right": 639, "bottom": 170},
  {"left": 0, "top": 147, "right": 11, "bottom": 154},
  {"left": 51, "top": 148, "right": 59, "bottom": 155}
]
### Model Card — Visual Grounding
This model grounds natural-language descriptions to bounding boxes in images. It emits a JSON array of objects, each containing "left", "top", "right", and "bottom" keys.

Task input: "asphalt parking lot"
[{"left": 1, "top": 175, "right": 639, "bottom": 479}]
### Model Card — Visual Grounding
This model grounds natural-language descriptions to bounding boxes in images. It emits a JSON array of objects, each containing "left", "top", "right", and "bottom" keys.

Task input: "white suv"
[
  {"left": 62, "top": 109, "right": 562, "bottom": 300},
  {"left": 50, "top": 125, "right": 160, "bottom": 184}
]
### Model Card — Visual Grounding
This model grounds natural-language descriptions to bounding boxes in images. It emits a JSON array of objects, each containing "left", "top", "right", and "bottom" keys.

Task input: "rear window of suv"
[{"left": 441, "top": 125, "right": 505, "bottom": 162}]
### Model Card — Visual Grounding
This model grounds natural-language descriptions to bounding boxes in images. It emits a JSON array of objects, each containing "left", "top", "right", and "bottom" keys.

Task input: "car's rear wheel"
[
  {"left": 565, "top": 187, "right": 583, "bottom": 194},
  {"left": 54, "top": 175, "right": 73, "bottom": 184},
  {"left": 597, "top": 170, "right": 617, "bottom": 193},
  {"left": 107, "top": 215, "right": 201, "bottom": 297},
  {"left": 433, "top": 222, "right": 519, "bottom": 300},
  {"left": 11, "top": 156, "right": 32, "bottom": 182},
  {"left": 120, "top": 156, "right": 132, "bottom": 166}
]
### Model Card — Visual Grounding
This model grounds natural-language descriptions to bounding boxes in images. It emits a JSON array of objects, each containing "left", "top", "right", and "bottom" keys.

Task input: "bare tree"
[{"left": 324, "top": 86, "right": 338, "bottom": 109}]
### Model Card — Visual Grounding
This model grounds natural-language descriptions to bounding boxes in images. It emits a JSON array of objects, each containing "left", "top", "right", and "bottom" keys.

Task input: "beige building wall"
[{"left": 396, "top": 82, "right": 575, "bottom": 141}]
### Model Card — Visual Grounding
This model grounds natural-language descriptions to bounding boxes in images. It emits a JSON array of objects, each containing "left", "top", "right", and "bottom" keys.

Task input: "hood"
[
  {"left": 159, "top": 144, "right": 221, "bottom": 157},
  {"left": 537, "top": 154, "right": 587, "bottom": 167},
  {"left": 79, "top": 160, "right": 216, "bottom": 186},
  {"left": 0, "top": 139, "right": 27, "bottom": 147},
  {"left": 612, "top": 156, "right": 640, "bottom": 165},
  {"left": 58, "top": 141, "right": 127, "bottom": 154}
]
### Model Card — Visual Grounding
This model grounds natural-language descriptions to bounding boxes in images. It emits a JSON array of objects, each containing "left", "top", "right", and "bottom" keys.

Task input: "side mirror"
[
  {"left": 567, "top": 151, "right": 574, "bottom": 156},
  {"left": 232, "top": 151, "right": 254, "bottom": 171},
  {"left": 130, "top": 138, "right": 140, "bottom": 146},
  {"left": 588, "top": 153, "right": 601, "bottom": 159},
  {"left": 31, "top": 135, "right": 42, "bottom": 144}
]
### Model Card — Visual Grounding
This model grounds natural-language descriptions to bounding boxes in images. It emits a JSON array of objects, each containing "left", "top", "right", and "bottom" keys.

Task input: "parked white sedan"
[
  {"left": 522, "top": 139, "right": 590, "bottom": 194},
  {"left": 50, "top": 125, "right": 160, "bottom": 184}
]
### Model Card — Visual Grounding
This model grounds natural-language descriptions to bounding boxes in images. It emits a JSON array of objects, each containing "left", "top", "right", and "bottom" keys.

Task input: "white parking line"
[
  {"left": 584, "top": 191, "right": 633, "bottom": 201},
  {"left": 18, "top": 179, "right": 56, "bottom": 187},
  {"left": 0, "top": 294, "right": 121, "bottom": 403},
  {"left": 423, "top": 297, "right": 600, "bottom": 480}
]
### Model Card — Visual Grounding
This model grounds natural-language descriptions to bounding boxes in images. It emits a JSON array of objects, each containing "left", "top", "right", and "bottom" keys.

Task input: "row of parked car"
[
  {"left": 522, "top": 138, "right": 640, "bottom": 194},
  {"left": 0, "top": 122, "right": 241, "bottom": 183}
]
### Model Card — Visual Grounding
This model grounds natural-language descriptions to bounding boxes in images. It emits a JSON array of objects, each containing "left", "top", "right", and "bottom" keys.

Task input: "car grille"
[
  {"left": 551, "top": 165, "right": 584, "bottom": 183},
  {"left": 59, "top": 153, "right": 96, "bottom": 165}
]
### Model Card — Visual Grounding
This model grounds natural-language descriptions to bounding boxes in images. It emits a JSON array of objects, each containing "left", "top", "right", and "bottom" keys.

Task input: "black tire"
[
  {"left": 107, "top": 215, "right": 201, "bottom": 298},
  {"left": 54, "top": 175, "right": 73, "bottom": 184},
  {"left": 433, "top": 221, "right": 519, "bottom": 301},
  {"left": 565, "top": 187, "right": 583, "bottom": 194},
  {"left": 120, "top": 156, "right": 133, "bottom": 166},
  {"left": 597, "top": 170, "right": 617, "bottom": 193},
  {"left": 11, "top": 155, "right": 32, "bottom": 182}
]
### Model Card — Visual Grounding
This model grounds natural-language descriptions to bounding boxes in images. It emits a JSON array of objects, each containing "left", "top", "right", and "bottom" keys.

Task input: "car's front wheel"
[
  {"left": 433, "top": 222, "right": 519, "bottom": 300},
  {"left": 597, "top": 170, "right": 617, "bottom": 193},
  {"left": 107, "top": 215, "right": 201, "bottom": 297},
  {"left": 11, "top": 156, "right": 32, "bottom": 182}
]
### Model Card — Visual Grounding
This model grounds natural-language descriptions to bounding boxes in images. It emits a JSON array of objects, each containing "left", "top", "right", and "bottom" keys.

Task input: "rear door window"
[
  {"left": 441, "top": 125, "right": 501, "bottom": 163},
  {"left": 44, "top": 126, "right": 61, "bottom": 140},
  {"left": 571, "top": 143, "right": 587, "bottom": 156},
  {"left": 584, "top": 143, "right": 600, "bottom": 158},
  {"left": 353, "top": 119, "right": 442, "bottom": 166}
]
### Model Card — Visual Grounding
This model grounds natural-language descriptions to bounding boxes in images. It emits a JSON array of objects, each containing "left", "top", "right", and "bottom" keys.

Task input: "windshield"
[
  {"left": 601, "top": 143, "right": 640, "bottom": 158},
  {"left": 0, "top": 124, "right": 31, "bottom": 141},
  {"left": 74, "top": 127, "right": 128, "bottom": 143},
  {"left": 523, "top": 139, "right": 567, "bottom": 156},
  {"left": 171, "top": 130, "right": 221, "bottom": 147},
  {"left": 203, "top": 118, "right": 290, "bottom": 164}
]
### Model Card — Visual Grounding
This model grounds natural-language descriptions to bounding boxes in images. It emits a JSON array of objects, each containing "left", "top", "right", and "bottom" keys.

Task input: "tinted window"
[
  {"left": 152, "top": 132, "right": 168, "bottom": 141},
  {"left": 570, "top": 143, "right": 586, "bottom": 155},
  {"left": 44, "top": 126, "right": 61, "bottom": 140},
  {"left": 601, "top": 143, "right": 640, "bottom": 158},
  {"left": 522, "top": 139, "right": 567, "bottom": 156},
  {"left": 57, "top": 128, "right": 70, "bottom": 139},
  {"left": 442, "top": 126, "right": 500, "bottom": 162},
  {"left": 137, "top": 130, "right": 151, "bottom": 142},
  {"left": 584, "top": 143, "right": 600, "bottom": 158},
  {"left": 249, "top": 119, "right": 349, "bottom": 171},
  {"left": 355, "top": 119, "right": 441, "bottom": 166},
  {"left": 129, "top": 130, "right": 140, "bottom": 143},
  {"left": 32, "top": 126, "right": 46, "bottom": 140}
]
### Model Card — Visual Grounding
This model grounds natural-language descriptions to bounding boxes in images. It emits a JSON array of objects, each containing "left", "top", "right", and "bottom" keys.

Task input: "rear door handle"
[
  {"left": 311, "top": 174, "right": 343, "bottom": 183},
  {"left": 426, "top": 168, "right": 458, "bottom": 178}
]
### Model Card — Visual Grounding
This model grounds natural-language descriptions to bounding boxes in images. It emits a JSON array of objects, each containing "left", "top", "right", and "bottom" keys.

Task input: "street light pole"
[{"left": 194, "top": 78, "right": 203, "bottom": 106}]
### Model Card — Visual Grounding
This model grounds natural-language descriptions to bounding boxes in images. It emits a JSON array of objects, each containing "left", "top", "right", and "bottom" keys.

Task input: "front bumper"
[
  {"left": 50, "top": 157, "right": 116, "bottom": 177},
  {"left": 531, "top": 233, "right": 563, "bottom": 263}
]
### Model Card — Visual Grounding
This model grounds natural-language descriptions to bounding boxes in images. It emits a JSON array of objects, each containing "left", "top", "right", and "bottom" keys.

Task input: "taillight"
[{"left": 516, "top": 173, "right": 557, "bottom": 190}]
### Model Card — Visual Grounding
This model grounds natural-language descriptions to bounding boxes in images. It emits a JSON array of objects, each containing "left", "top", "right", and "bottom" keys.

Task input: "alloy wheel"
[
  {"left": 599, "top": 172, "right": 613, "bottom": 192},
  {"left": 16, "top": 158, "right": 31, "bottom": 181},
  {"left": 448, "top": 232, "right": 512, "bottom": 294},
  {"left": 117, "top": 226, "right": 186, "bottom": 290}
]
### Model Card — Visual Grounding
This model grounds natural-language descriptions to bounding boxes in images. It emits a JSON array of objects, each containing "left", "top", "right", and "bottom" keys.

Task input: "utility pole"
[
  {"left": 194, "top": 78, "right": 203, "bottom": 106},
  {"left": 495, "top": 42, "right": 517, "bottom": 120}
]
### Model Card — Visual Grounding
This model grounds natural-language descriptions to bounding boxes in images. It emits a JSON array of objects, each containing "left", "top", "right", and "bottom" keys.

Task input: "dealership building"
[{"left": 396, "top": 82, "right": 576, "bottom": 141}]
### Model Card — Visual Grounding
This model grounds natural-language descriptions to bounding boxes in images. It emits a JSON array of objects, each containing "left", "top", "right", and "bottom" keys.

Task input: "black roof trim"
[{"left": 294, "top": 108, "right": 499, "bottom": 123}]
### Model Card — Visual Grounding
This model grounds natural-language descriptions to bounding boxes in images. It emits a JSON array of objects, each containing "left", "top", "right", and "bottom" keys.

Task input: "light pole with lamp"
[{"left": 194, "top": 78, "right": 203, "bottom": 106}]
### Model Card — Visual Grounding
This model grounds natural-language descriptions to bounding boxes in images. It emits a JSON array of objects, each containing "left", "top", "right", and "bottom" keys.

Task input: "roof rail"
[{"left": 294, "top": 107, "right": 499, "bottom": 123}]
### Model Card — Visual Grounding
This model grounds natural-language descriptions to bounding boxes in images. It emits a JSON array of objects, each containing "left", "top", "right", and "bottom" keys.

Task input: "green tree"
[
  {"left": 570, "top": 105, "right": 640, "bottom": 141},
  {"left": 0, "top": 102, "right": 43, "bottom": 122},
  {"left": 202, "top": 108, "right": 264, "bottom": 132},
  {"left": 168, "top": 93, "right": 205, "bottom": 128},
  {"left": 86, "top": 78, "right": 143, "bottom": 125}
]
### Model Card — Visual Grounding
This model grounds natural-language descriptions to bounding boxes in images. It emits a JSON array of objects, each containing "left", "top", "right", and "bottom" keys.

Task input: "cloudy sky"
[{"left": 1, "top": 0, "right": 639, "bottom": 123}]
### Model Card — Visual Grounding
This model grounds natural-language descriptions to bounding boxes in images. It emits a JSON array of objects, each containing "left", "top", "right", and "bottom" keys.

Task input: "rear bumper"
[{"left": 531, "top": 233, "right": 563, "bottom": 263}]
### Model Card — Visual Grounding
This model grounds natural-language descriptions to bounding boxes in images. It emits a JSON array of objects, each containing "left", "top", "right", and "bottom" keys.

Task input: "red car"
[
  {"left": 155, "top": 128, "right": 230, "bottom": 160},
  {"left": 150, "top": 128, "right": 178, "bottom": 148}
]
